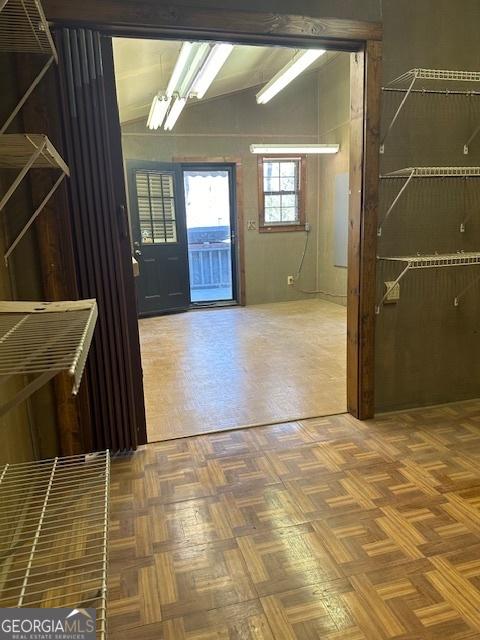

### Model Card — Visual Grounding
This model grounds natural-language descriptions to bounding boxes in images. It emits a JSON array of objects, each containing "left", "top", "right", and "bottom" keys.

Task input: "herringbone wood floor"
[{"left": 109, "top": 400, "right": 480, "bottom": 639}]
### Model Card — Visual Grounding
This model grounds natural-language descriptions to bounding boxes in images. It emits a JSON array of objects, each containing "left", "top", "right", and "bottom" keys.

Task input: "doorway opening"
[
  {"left": 128, "top": 157, "right": 238, "bottom": 315},
  {"left": 112, "top": 36, "right": 359, "bottom": 441},
  {"left": 184, "top": 165, "right": 236, "bottom": 305}
]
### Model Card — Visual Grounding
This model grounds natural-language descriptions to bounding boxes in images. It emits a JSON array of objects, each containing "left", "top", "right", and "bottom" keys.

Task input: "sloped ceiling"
[{"left": 113, "top": 38, "right": 329, "bottom": 124}]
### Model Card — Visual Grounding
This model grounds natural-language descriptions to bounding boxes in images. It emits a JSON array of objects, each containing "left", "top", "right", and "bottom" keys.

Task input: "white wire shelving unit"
[
  {"left": 376, "top": 252, "right": 480, "bottom": 313},
  {"left": 0, "top": 299, "right": 97, "bottom": 418},
  {"left": 378, "top": 166, "right": 480, "bottom": 236},
  {"left": 0, "top": 0, "right": 58, "bottom": 134},
  {"left": 0, "top": 134, "right": 70, "bottom": 263},
  {"left": 381, "top": 68, "right": 480, "bottom": 154},
  {"left": 0, "top": 451, "right": 110, "bottom": 640}
]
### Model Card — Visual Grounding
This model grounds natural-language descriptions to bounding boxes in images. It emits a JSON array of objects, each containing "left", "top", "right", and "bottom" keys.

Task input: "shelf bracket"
[
  {"left": 464, "top": 122, "right": 480, "bottom": 155},
  {"left": 380, "top": 72, "right": 418, "bottom": 154},
  {"left": 375, "top": 263, "right": 411, "bottom": 314},
  {"left": 0, "top": 137, "right": 48, "bottom": 212},
  {"left": 4, "top": 172, "right": 66, "bottom": 263},
  {"left": 454, "top": 272, "right": 480, "bottom": 307},
  {"left": 0, "top": 56, "right": 55, "bottom": 135},
  {"left": 378, "top": 168, "right": 416, "bottom": 236},
  {"left": 0, "top": 370, "right": 58, "bottom": 419}
]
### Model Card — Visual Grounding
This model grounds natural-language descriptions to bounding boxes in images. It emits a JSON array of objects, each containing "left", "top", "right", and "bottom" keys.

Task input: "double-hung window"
[{"left": 258, "top": 156, "right": 306, "bottom": 231}]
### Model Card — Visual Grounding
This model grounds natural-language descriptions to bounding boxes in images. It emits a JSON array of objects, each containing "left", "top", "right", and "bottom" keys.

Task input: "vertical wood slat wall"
[{"left": 55, "top": 28, "right": 146, "bottom": 450}]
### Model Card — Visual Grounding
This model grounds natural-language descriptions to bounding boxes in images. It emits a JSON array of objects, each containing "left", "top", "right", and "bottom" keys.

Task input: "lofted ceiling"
[{"left": 112, "top": 38, "right": 329, "bottom": 124}]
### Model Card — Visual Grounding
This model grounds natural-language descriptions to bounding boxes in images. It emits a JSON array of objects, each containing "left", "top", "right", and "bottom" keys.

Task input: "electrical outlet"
[
  {"left": 384, "top": 281, "right": 400, "bottom": 303},
  {"left": 287, "top": 275, "right": 295, "bottom": 286},
  {"left": 305, "top": 222, "right": 311, "bottom": 232},
  {"left": 247, "top": 220, "right": 257, "bottom": 231}
]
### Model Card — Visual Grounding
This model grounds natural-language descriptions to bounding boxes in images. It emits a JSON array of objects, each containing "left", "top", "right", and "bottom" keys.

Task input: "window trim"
[{"left": 257, "top": 154, "right": 307, "bottom": 233}]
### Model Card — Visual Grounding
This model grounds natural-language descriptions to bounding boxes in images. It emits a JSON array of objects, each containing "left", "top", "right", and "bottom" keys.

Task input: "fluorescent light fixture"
[
  {"left": 166, "top": 42, "right": 194, "bottom": 97},
  {"left": 164, "top": 97, "right": 187, "bottom": 131},
  {"left": 148, "top": 41, "right": 234, "bottom": 131},
  {"left": 191, "top": 43, "right": 234, "bottom": 98},
  {"left": 177, "top": 43, "right": 211, "bottom": 97},
  {"left": 256, "top": 49, "right": 326, "bottom": 104},
  {"left": 250, "top": 144, "right": 339, "bottom": 154},
  {"left": 147, "top": 94, "right": 172, "bottom": 130}
]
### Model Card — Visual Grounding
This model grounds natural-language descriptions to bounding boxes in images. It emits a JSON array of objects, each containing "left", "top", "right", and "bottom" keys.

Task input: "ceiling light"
[
  {"left": 148, "top": 41, "right": 234, "bottom": 131},
  {"left": 191, "top": 43, "right": 234, "bottom": 99},
  {"left": 166, "top": 42, "right": 194, "bottom": 97},
  {"left": 250, "top": 144, "right": 339, "bottom": 154},
  {"left": 256, "top": 49, "right": 326, "bottom": 104},
  {"left": 164, "top": 97, "right": 187, "bottom": 131},
  {"left": 147, "top": 94, "right": 172, "bottom": 130}
]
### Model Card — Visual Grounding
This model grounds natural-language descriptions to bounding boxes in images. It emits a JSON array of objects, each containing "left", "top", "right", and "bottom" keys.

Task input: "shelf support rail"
[
  {"left": 0, "top": 56, "right": 55, "bottom": 135},
  {"left": 380, "top": 71, "right": 418, "bottom": 153},
  {"left": 375, "top": 262, "right": 411, "bottom": 315},
  {"left": 378, "top": 168, "right": 415, "bottom": 236}
]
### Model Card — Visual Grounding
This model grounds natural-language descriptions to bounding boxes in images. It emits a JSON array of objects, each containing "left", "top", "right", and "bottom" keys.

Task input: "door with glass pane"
[
  {"left": 128, "top": 161, "right": 190, "bottom": 316},
  {"left": 182, "top": 164, "right": 236, "bottom": 304}
]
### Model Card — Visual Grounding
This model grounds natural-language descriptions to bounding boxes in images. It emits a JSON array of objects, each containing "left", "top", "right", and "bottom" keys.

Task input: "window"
[
  {"left": 258, "top": 156, "right": 306, "bottom": 231},
  {"left": 135, "top": 169, "right": 178, "bottom": 243}
]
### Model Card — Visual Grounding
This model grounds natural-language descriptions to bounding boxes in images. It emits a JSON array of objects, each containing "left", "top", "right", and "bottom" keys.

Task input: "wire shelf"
[
  {"left": 378, "top": 252, "right": 480, "bottom": 268},
  {"left": 0, "top": 0, "right": 58, "bottom": 134},
  {"left": 382, "top": 166, "right": 480, "bottom": 178},
  {"left": 376, "top": 252, "right": 480, "bottom": 312},
  {"left": 378, "top": 168, "right": 480, "bottom": 236},
  {"left": 0, "top": 135, "right": 69, "bottom": 262},
  {"left": 0, "top": 451, "right": 109, "bottom": 640},
  {"left": 0, "top": 300, "right": 97, "bottom": 418},
  {"left": 0, "top": 0, "right": 57, "bottom": 58},
  {"left": 387, "top": 68, "right": 480, "bottom": 88},
  {"left": 381, "top": 68, "right": 480, "bottom": 153}
]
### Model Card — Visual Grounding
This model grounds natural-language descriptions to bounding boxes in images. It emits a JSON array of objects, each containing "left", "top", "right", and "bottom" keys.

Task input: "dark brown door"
[{"left": 128, "top": 161, "right": 190, "bottom": 316}]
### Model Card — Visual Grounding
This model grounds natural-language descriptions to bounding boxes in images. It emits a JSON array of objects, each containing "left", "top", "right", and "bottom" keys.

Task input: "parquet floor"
[
  {"left": 109, "top": 399, "right": 480, "bottom": 639},
  {"left": 139, "top": 299, "right": 346, "bottom": 441}
]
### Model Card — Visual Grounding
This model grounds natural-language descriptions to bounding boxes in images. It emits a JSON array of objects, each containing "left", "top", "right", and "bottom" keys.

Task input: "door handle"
[{"left": 134, "top": 249, "right": 142, "bottom": 257}]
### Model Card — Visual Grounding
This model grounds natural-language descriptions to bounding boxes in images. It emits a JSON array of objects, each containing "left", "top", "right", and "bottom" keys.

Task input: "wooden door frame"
[
  {"left": 174, "top": 156, "right": 245, "bottom": 306},
  {"left": 43, "top": 1, "right": 382, "bottom": 420}
]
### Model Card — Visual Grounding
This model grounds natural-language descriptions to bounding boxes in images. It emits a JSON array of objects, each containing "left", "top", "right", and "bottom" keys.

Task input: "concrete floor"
[{"left": 139, "top": 298, "right": 347, "bottom": 441}]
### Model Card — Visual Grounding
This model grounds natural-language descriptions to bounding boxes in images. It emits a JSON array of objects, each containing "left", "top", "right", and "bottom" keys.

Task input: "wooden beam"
[
  {"left": 43, "top": 1, "right": 382, "bottom": 46},
  {"left": 347, "top": 41, "right": 381, "bottom": 419},
  {"left": 359, "top": 40, "right": 382, "bottom": 418}
]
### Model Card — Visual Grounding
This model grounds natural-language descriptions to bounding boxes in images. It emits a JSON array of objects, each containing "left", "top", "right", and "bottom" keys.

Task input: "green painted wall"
[
  {"left": 121, "top": 69, "right": 322, "bottom": 305},
  {"left": 375, "top": 0, "right": 480, "bottom": 411},
  {"left": 316, "top": 54, "right": 350, "bottom": 307}
]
